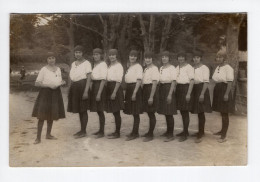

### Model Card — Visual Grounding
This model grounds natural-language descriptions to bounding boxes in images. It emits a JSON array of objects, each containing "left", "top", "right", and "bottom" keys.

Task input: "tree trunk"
[
  {"left": 226, "top": 14, "right": 245, "bottom": 110},
  {"left": 160, "top": 15, "right": 172, "bottom": 52},
  {"left": 139, "top": 14, "right": 150, "bottom": 52}
]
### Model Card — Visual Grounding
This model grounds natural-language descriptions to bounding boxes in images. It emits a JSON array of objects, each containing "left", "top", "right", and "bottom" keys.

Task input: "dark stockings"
[
  {"left": 113, "top": 111, "right": 121, "bottom": 134},
  {"left": 131, "top": 114, "right": 140, "bottom": 135},
  {"left": 97, "top": 111, "right": 105, "bottom": 133},
  {"left": 198, "top": 112, "right": 206, "bottom": 136},
  {"left": 180, "top": 111, "right": 190, "bottom": 136},
  {"left": 147, "top": 112, "right": 156, "bottom": 136},
  {"left": 220, "top": 113, "right": 229, "bottom": 138},
  {"left": 165, "top": 115, "right": 174, "bottom": 136},
  {"left": 79, "top": 111, "right": 88, "bottom": 134}
]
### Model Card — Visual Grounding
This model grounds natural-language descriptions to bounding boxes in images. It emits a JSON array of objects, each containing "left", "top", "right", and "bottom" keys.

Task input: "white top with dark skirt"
[
  {"left": 176, "top": 64, "right": 194, "bottom": 84},
  {"left": 70, "top": 60, "right": 92, "bottom": 82},
  {"left": 125, "top": 63, "right": 143, "bottom": 83},
  {"left": 194, "top": 65, "right": 210, "bottom": 84},
  {"left": 142, "top": 65, "right": 160, "bottom": 84},
  {"left": 159, "top": 65, "right": 177, "bottom": 83},
  {"left": 36, "top": 66, "right": 62, "bottom": 87},
  {"left": 91, "top": 61, "right": 108, "bottom": 80},
  {"left": 212, "top": 64, "right": 234, "bottom": 83},
  {"left": 107, "top": 62, "right": 124, "bottom": 83}
]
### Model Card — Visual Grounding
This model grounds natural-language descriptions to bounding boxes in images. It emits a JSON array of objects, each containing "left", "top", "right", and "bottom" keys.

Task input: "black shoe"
[
  {"left": 143, "top": 135, "right": 154, "bottom": 142},
  {"left": 46, "top": 135, "right": 58, "bottom": 140},
  {"left": 107, "top": 132, "right": 120, "bottom": 139},
  {"left": 213, "top": 131, "right": 222, "bottom": 136},
  {"left": 141, "top": 133, "right": 149, "bottom": 137},
  {"left": 126, "top": 134, "right": 139, "bottom": 141},
  {"left": 160, "top": 131, "right": 168, "bottom": 137},
  {"left": 126, "top": 133, "right": 134, "bottom": 138},
  {"left": 107, "top": 132, "right": 117, "bottom": 137},
  {"left": 74, "top": 133, "right": 86, "bottom": 139},
  {"left": 34, "top": 138, "right": 41, "bottom": 144},
  {"left": 176, "top": 131, "right": 189, "bottom": 137},
  {"left": 195, "top": 134, "right": 204, "bottom": 143},
  {"left": 178, "top": 135, "right": 188, "bottom": 142},
  {"left": 73, "top": 131, "right": 82, "bottom": 136},
  {"left": 95, "top": 132, "right": 104, "bottom": 139},
  {"left": 92, "top": 131, "right": 101, "bottom": 135},
  {"left": 164, "top": 135, "right": 175, "bottom": 142},
  {"left": 191, "top": 132, "right": 199, "bottom": 137}
]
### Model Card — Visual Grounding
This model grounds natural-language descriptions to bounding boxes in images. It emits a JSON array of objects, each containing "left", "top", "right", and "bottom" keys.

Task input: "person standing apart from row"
[
  {"left": 106, "top": 49, "right": 124, "bottom": 139},
  {"left": 68, "top": 45, "right": 92, "bottom": 138},
  {"left": 124, "top": 50, "right": 143, "bottom": 141},
  {"left": 157, "top": 51, "right": 177, "bottom": 142},
  {"left": 32, "top": 52, "right": 66, "bottom": 144},
  {"left": 90, "top": 48, "right": 108, "bottom": 138},
  {"left": 175, "top": 52, "right": 195, "bottom": 142},
  {"left": 141, "top": 51, "right": 160, "bottom": 142},
  {"left": 190, "top": 50, "right": 212, "bottom": 143},
  {"left": 212, "top": 52, "right": 234, "bottom": 143}
]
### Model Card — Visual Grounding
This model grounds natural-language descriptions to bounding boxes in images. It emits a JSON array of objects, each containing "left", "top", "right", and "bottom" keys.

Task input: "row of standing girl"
[{"left": 32, "top": 46, "right": 234, "bottom": 144}]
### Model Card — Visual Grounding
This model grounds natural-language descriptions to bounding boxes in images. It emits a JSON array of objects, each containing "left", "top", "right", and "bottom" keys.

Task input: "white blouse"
[
  {"left": 176, "top": 64, "right": 194, "bottom": 84},
  {"left": 159, "top": 65, "right": 177, "bottom": 83},
  {"left": 91, "top": 61, "right": 108, "bottom": 80},
  {"left": 194, "top": 65, "right": 210, "bottom": 84},
  {"left": 212, "top": 64, "right": 234, "bottom": 83},
  {"left": 36, "top": 66, "right": 62, "bottom": 87},
  {"left": 70, "top": 60, "right": 92, "bottom": 82},
  {"left": 107, "top": 62, "right": 124, "bottom": 83},
  {"left": 125, "top": 63, "right": 143, "bottom": 83},
  {"left": 142, "top": 65, "right": 160, "bottom": 84}
]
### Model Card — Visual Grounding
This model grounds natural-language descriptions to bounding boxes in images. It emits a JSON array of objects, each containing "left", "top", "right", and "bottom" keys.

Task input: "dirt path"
[{"left": 9, "top": 88, "right": 247, "bottom": 167}]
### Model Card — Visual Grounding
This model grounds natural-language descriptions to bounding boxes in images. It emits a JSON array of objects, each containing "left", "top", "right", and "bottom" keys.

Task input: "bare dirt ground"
[{"left": 9, "top": 87, "right": 247, "bottom": 167}]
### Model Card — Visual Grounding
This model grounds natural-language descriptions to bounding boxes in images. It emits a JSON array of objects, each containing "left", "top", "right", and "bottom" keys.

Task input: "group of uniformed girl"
[{"left": 32, "top": 45, "right": 234, "bottom": 144}]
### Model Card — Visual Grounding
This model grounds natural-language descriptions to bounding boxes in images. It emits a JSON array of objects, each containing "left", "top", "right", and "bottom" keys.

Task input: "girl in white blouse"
[
  {"left": 106, "top": 49, "right": 124, "bottom": 139},
  {"left": 175, "top": 51, "right": 195, "bottom": 142},
  {"left": 212, "top": 52, "right": 234, "bottom": 143},
  {"left": 142, "top": 51, "right": 160, "bottom": 142},
  {"left": 157, "top": 51, "right": 177, "bottom": 142},
  {"left": 90, "top": 48, "right": 108, "bottom": 138},
  {"left": 67, "top": 45, "right": 92, "bottom": 139},
  {"left": 32, "top": 52, "right": 66, "bottom": 144},
  {"left": 124, "top": 50, "right": 143, "bottom": 141},
  {"left": 190, "top": 50, "right": 212, "bottom": 143}
]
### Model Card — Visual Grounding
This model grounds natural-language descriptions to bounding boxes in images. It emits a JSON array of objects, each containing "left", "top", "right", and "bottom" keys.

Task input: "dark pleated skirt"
[
  {"left": 176, "top": 84, "right": 194, "bottom": 111},
  {"left": 190, "top": 83, "right": 212, "bottom": 114},
  {"left": 67, "top": 79, "right": 90, "bottom": 113},
  {"left": 105, "top": 81, "right": 124, "bottom": 113},
  {"left": 157, "top": 83, "right": 177, "bottom": 115},
  {"left": 123, "top": 83, "right": 143, "bottom": 115},
  {"left": 90, "top": 80, "right": 107, "bottom": 112},
  {"left": 142, "top": 84, "right": 158, "bottom": 113},
  {"left": 32, "top": 87, "right": 65, "bottom": 121},
  {"left": 212, "top": 82, "right": 234, "bottom": 113}
]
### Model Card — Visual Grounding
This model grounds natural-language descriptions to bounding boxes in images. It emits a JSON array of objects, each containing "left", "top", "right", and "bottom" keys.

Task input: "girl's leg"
[
  {"left": 34, "top": 119, "right": 44, "bottom": 144},
  {"left": 221, "top": 113, "right": 229, "bottom": 139},
  {"left": 94, "top": 111, "right": 105, "bottom": 138},
  {"left": 164, "top": 115, "right": 175, "bottom": 142},
  {"left": 143, "top": 112, "right": 156, "bottom": 142},
  {"left": 126, "top": 114, "right": 140, "bottom": 141},
  {"left": 75, "top": 111, "right": 88, "bottom": 138},
  {"left": 161, "top": 115, "right": 170, "bottom": 137},
  {"left": 198, "top": 112, "right": 206, "bottom": 137},
  {"left": 178, "top": 111, "right": 190, "bottom": 142},
  {"left": 108, "top": 111, "right": 121, "bottom": 139},
  {"left": 132, "top": 114, "right": 140, "bottom": 135},
  {"left": 93, "top": 111, "right": 105, "bottom": 134},
  {"left": 46, "top": 120, "right": 57, "bottom": 139},
  {"left": 165, "top": 115, "right": 174, "bottom": 137}
]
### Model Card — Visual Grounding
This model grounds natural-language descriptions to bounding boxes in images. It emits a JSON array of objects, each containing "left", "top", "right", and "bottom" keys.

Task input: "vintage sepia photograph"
[{"left": 9, "top": 12, "right": 247, "bottom": 167}]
